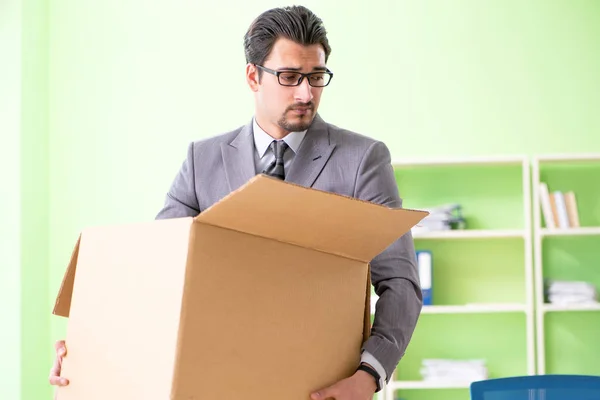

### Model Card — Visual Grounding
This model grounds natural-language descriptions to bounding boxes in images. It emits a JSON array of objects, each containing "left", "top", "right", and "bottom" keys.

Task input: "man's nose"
[{"left": 294, "top": 78, "right": 314, "bottom": 103}]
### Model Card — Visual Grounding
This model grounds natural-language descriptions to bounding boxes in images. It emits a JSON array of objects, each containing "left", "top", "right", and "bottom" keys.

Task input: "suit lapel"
[
  {"left": 221, "top": 121, "right": 257, "bottom": 193},
  {"left": 285, "top": 114, "right": 336, "bottom": 188}
]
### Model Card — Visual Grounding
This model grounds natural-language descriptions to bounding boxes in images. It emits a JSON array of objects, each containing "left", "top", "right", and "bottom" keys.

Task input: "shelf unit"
[
  {"left": 383, "top": 156, "right": 534, "bottom": 400},
  {"left": 531, "top": 154, "right": 600, "bottom": 376}
]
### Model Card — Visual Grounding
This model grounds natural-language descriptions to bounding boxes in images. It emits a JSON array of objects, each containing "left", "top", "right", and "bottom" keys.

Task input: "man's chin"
[{"left": 279, "top": 113, "right": 315, "bottom": 132}]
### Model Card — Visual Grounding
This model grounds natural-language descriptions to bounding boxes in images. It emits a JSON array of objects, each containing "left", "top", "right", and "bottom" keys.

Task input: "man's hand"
[
  {"left": 49, "top": 340, "right": 69, "bottom": 387},
  {"left": 310, "top": 369, "right": 377, "bottom": 400}
]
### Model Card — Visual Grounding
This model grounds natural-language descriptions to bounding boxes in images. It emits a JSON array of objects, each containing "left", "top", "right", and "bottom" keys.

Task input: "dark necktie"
[{"left": 263, "top": 140, "right": 289, "bottom": 180}]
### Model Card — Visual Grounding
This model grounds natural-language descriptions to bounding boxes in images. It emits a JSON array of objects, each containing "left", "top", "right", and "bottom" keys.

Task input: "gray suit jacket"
[{"left": 155, "top": 114, "right": 422, "bottom": 380}]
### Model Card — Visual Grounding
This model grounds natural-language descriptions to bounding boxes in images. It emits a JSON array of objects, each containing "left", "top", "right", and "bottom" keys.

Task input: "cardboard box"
[{"left": 52, "top": 174, "right": 428, "bottom": 400}]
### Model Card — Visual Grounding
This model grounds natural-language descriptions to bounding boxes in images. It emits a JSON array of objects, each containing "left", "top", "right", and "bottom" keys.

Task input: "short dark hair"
[{"left": 243, "top": 5, "right": 332, "bottom": 69}]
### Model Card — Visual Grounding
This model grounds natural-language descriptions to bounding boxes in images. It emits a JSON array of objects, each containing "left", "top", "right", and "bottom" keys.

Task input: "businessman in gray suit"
[{"left": 50, "top": 5, "right": 422, "bottom": 399}]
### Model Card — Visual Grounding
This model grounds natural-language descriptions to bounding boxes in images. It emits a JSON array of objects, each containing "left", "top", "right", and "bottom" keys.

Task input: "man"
[{"left": 49, "top": 5, "right": 422, "bottom": 399}]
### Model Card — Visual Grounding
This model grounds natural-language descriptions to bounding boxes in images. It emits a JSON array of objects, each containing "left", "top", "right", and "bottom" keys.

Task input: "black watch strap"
[{"left": 357, "top": 363, "right": 382, "bottom": 392}]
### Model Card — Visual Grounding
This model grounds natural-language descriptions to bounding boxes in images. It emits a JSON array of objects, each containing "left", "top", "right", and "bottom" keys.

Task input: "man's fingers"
[
  {"left": 54, "top": 340, "right": 67, "bottom": 356},
  {"left": 50, "top": 340, "right": 69, "bottom": 386},
  {"left": 311, "top": 384, "right": 338, "bottom": 400},
  {"left": 48, "top": 359, "right": 69, "bottom": 386},
  {"left": 48, "top": 375, "right": 69, "bottom": 386}
]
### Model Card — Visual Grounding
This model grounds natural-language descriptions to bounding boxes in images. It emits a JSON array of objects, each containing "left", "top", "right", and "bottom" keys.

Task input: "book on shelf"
[
  {"left": 417, "top": 250, "right": 433, "bottom": 306},
  {"left": 564, "top": 191, "right": 580, "bottom": 228},
  {"left": 553, "top": 191, "right": 569, "bottom": 228},
  {"left": 539, "top": 182, "right": 556, "bottom": 229},
  {"left": 539, "top": 182, "right": 580, "bottom": 229}
]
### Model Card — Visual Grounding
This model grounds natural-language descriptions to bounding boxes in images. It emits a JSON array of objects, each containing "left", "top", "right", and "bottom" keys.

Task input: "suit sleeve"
[
  {"left": 353, "top": 140, "right": 423, "bottom": 381},
  {"left": 155, "top": 142, "right": 201, "bottom": 219}
]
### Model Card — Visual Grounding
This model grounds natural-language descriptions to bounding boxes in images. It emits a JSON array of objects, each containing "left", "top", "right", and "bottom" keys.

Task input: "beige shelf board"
[
  {"left": 534, "top": 154, "right": 600, "bottom": 163},
  {"left": 413, "top": 229, "right": 525, "bottom": 239},
  {"left": 421, "top": 304, "right": 527, "bottom": 314},
  {"left": 542, "top": 303, "right": 600, "bottom": 313},
  {"left": 540, "top": 227, "right": 600, "bottom": 237},
  {"left": 392, "top": 155, "right": 527, "bottom": 167},
  {"left": 388, "top": 380, "right": 472, "bottom": 390}
]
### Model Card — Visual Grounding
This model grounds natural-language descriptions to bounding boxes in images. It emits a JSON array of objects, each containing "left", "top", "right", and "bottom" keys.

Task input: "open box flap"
[
  {"left": 52, "top": 235, "right": 81, "bottom": 318},
  {"left": 195, "top": 174, "right": 429, "bottom": 262}
]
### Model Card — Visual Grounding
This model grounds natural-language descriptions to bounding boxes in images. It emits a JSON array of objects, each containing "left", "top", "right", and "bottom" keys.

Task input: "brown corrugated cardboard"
[{"left": 52, "top": 174, "right": 428, "bottom": 400}]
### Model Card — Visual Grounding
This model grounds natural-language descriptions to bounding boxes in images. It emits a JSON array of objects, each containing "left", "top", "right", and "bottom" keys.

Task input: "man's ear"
[{"left": 246, "top": 63, "right": 259, "bottom": 92}]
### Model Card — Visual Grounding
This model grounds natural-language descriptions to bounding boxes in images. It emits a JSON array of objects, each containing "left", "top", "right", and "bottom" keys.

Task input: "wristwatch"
[{"left": 357, "top": 363, "right": 383, "bottom": 392}]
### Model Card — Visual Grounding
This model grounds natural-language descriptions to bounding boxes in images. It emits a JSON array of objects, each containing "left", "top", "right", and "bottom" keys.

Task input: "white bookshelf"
[
  {"left": 383, "top": 155, "right": 535, "bottom": 400},
  {"left": 375, "top": 153, "right": 600, "bottom": 399},
  {"left": 531, "top": 153, "right": 600, "bottom": 375}
]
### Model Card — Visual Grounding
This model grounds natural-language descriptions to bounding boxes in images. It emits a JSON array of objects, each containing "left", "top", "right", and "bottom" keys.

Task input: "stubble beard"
[{"left": 277, "top": 106, "right": 315, "bottom": 132}]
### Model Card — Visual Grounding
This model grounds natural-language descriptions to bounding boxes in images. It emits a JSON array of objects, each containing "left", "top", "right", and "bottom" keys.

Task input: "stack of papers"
[
  {"left": 420, "top": 359, "right": 488, "bottom": 383},
  {"left": 547, "top": 280, "right": 598, "bottom": 305},
  {"left": 411, "top": 204, "right": 465, "bottom": 234}
]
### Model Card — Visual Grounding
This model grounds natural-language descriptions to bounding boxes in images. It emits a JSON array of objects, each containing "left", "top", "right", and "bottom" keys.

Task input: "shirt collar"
[{"left": 252, "top": 118, "right": 307, "bottom": 159}]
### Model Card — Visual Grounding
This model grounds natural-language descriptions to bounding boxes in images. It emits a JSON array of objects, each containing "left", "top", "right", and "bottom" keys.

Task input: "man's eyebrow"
[{"left": 276, "top": 66, "right": 328, "bottom": 72}]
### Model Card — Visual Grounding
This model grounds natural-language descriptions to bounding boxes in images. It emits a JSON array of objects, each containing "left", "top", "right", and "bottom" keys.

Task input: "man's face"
[{"left": 247, "top": 37, "right": 327, "bottom": 138}]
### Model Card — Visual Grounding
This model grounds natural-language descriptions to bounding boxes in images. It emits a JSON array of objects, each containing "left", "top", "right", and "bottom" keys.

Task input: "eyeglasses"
[{"left": 255, "top": 65, "right": 333, "bottom": 87}]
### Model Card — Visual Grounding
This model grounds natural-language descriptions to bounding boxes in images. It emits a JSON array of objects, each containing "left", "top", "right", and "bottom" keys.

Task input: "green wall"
[
  {"left": 21, "top": 0, "right": 50, "bottom": 398},
  {"left": 0, "top": 0, "right": 22, "bottom": 399},
  {"left": 2, "top": 1, "right": 600, "bottom": 399},
  {"left": 0, "top": 1, "right": 50, "bottom": 399}
]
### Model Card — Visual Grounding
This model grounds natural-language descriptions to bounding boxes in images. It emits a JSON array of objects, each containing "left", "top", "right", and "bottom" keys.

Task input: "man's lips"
[{"left": 290, "top": 106, "right": 313, "bottom": 113}]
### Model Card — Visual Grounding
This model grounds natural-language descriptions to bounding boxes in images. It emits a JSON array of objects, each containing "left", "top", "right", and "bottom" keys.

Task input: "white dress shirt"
[
  {"left": 252, "top": 118, "right": 307, "bottom": 175},
  {"left": 251, "top": 117, "right": 387, "bottom": 388}
]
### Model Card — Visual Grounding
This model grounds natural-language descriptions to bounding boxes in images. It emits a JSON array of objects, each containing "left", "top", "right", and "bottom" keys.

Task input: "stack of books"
[{"left": 539, "top": 182, "right": 580, "bottom": 229}]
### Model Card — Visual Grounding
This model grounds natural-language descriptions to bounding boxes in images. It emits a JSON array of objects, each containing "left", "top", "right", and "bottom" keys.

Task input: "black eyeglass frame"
[{"left": 255, "top": 64, "right": 334, "bottom": 87}]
